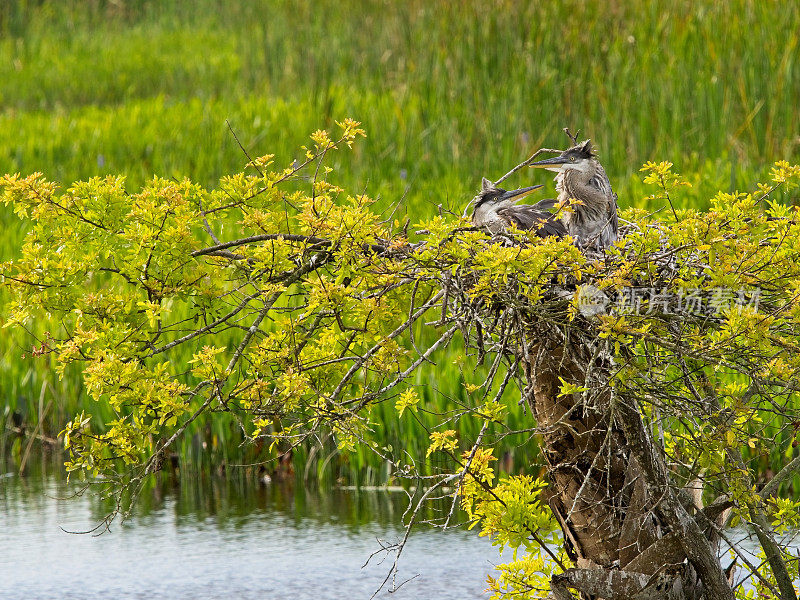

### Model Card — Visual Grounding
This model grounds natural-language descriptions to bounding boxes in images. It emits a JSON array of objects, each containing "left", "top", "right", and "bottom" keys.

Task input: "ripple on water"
[{"left": 0, "top": 471, "right": 500, "bottom": 600}]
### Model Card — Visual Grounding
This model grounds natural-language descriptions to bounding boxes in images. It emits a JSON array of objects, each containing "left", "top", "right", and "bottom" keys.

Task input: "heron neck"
[{"left": 557, "top": 167, "right": 610, "bottom": 205}]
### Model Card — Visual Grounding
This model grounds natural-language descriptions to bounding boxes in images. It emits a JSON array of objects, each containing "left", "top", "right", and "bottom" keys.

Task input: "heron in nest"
[
  {"left": 473, "top": 139, "right": 618, "bottom": 250},
  {"left": 471, "top": 178, "right": 567, "bottom": 237},
  {"left": 528, "top": 139, "right": 618, "bottom": 250}
]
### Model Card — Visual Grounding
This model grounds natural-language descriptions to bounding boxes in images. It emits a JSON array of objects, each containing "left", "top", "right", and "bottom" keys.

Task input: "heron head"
[
  {"left": 473, "top": 177, "right": 543, "bottom": 208},
  {"left": 528, "top": 140, "right": 595, "bottom": 174}
]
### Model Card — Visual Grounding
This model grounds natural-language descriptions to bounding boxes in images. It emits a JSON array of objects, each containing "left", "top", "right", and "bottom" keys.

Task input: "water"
[
  {"left": 0, "top": 458, "right": 501, "bottom": 600},
  {"left": 5, "top": 455, "right": 787, "bottom": 598}
]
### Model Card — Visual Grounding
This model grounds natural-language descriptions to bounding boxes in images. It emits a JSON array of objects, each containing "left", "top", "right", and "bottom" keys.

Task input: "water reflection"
[{"left": 0, "top": 455, "right": 499, "bottom": 600}]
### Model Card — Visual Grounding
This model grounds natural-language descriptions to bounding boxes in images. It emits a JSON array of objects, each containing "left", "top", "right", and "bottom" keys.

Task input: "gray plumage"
[
  {"left": 471, "top": 178, "right": 568, "bottom": 237},
  {"left": 529, "top": 140, "right": 618, "bottom": 250}
]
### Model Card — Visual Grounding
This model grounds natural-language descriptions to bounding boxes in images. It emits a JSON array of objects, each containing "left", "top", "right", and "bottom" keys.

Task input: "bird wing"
[
  {"left": 527, "top": 197, "right": 559, "bottom": 211},
  {"left": 496, "top": 204, "right": 567, "bottom": 238}
]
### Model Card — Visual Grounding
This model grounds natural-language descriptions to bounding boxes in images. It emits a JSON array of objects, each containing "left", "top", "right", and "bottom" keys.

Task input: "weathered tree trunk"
[
  {"left": 523, "top": 325, "right": 734, "bottom": 600},
  {"left": 528, "top": 339, "right": 629, "bottom": 568}
]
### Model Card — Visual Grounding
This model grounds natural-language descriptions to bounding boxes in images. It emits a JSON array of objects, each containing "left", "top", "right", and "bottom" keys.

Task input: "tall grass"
[
  {"left": 2, "top": 1, "right": 798, "bottom": 201},
  {"left": 2, "top": 0, "right": 799, "bottom": 481}
]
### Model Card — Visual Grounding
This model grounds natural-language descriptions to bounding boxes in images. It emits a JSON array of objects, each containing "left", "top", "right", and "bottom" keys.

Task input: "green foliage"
[
  {"left": 2, "top": 1, "right": 800, "bottom": 483},
  {"left": 6, "top": 121, "right": 800, "bottom": 594},
  {"left": 458, "top": 448, "right": 564, "bottom": 600},
  {"left": 739, "top": 546, "right": 800, "bottom": 600}
]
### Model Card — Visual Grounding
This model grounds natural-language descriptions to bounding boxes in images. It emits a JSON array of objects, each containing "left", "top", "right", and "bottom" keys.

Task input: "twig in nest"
[
  {"left": 563, "top": 127, "right": 581, "bottom": 145},
  {"left": 461, "top": 145, "right": 562, "bottom": 218}
]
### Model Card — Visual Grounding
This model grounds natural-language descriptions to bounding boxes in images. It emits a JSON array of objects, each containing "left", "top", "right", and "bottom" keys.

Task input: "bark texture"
[{"left": 524, "top": 328, "right": 733, "bottom": 600}]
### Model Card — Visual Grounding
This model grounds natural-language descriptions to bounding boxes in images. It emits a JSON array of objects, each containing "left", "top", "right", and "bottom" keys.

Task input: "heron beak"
[
  {"left": 498, "top": 184, "right": 543, "bottom": 202},
  {"left": 528, "top": 156, "right": 567, "bottom": 173}
]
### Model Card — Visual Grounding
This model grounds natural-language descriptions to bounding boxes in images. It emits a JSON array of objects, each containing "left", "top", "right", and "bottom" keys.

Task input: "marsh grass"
[{"left": 2, "top": 0, "right": 799, "bottom": 481}]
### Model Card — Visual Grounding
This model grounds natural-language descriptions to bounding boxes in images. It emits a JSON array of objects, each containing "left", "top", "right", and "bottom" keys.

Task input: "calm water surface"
[{"left": 0, "top": 458, "right": 501, "bottom": 600}]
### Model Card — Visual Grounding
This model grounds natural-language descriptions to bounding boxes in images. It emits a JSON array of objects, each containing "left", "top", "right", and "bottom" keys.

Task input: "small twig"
[
  {"left": 563, "top": 127, "right": 580, "bottom": 145},
  {"left": 462, "top": 146, "right": 563, "bottom": 218},
  {"left": 443, "top": 420, "right": 489, "bottom": 528},
  {"left": 369, "top": 470, "right": 462, "bottom": 599},
  {"left": 198, "top": 194, "right": 222, "bottom": 245},
  {"left": 494, "top": 147, "right": 563, "bottom": 187},
  {"left": 226, "top": 120, "right": 264, "bottom": 178}
]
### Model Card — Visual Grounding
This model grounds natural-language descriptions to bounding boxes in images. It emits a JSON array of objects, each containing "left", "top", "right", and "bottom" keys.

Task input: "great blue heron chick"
[
  {"left": 528, "top": 140, "right": 618, "bottom": 249},
  {"left": 471, "top": 178, "right": 567, "bottom": 237}
]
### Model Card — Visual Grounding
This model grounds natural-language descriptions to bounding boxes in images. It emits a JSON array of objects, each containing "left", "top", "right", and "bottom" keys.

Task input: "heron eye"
[{"left": 569, "top": 156, "right": 576, "bottom": 162}]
